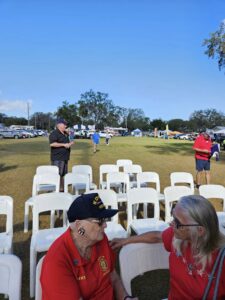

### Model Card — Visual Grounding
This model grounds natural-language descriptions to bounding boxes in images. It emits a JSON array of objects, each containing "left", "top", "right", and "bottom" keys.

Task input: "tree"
[
  {"left": 125, "top": 108, "right": 150, "bottom": 131},
  {"left": 189, "top": 108, "right": 225, "bottom": 131},
  {"left": 168, "top": 119, "right": 189, "bottom": 132},
  {"left": 77, "top": 90, "right": 115, "bottom": 129},
  {"left": 150, "top": 119, "right": 166, "bottom": 131},
  {"left": 55, "top": 101, "right": 80, "bottom": 127},
  {"left": 203, "top": 22, "right": 225, "bottom": 70},
  {"left": 30, "top": 112, "right": 56, "bottom": 130}
]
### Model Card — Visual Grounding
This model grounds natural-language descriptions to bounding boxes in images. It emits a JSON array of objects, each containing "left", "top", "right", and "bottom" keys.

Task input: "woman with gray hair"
[{"left": 111, "top": 195, "right": 225, "bottom": 299}]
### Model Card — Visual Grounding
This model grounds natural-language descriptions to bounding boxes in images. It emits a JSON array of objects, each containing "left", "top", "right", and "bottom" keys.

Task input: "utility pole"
[{"left": 27, "top": 102, "right": 30, "bottom": 126}]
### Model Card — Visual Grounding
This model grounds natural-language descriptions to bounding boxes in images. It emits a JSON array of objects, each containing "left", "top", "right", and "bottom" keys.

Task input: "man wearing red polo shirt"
[{"left": 193, "top": 132, "right": 212, "bottom": 188}]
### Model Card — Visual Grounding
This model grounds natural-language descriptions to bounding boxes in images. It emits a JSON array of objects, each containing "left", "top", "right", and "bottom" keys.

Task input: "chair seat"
[
  {"left": 117, "top": 193, "right": 128, "bottom": 203},
  {"left": 31, "top": 227, "right": 67, "bottom": 252},
  {"left": 0, "top": 233, "right": 12, "bottom": 253},
  {"left": 130, "top": 219, "right": 169, "bottom": 235},
  {"left": 105, "top": 222, "right": 128, "bottom": 241},
  {"left": 37, "top": 184, "right": 56, "bottom": 193}
]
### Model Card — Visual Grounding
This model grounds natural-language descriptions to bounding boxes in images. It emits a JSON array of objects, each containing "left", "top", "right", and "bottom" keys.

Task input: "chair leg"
[
  {"left": 24, "top": 202, "right": 30, "bottom": 233},
  {"left": 50, "top": 210, "right": 55, "bottom": 228},
  {"left": 30, "top": 246, "right": 37, "bottom": 298}
]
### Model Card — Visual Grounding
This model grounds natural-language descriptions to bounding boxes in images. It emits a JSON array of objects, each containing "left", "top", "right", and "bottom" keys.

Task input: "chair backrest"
[
  {"left": 64, "top": 172, "right": 90, "bottom": 194},
  {"left": 35, "top": 255, "right": 45, "bottom": 300},
  {"left": 0, "top": 196, "right": 13, "bottom": 236},
  {"left": 137, "top": 172, "right": 161, "bottom": 192},
  {"left": 127, "top": 188, "right": 160, "bottom": 227},
  {"left": 99, "top": 164, "right": 119, "bottom": 186},
  {"left": 36, "top": 165, "right": 59, "bottom": 175},
  {"left": 199, "top": 184, "right": 225, "bottom": 211},
  {"left": 124, "top": 164, "right": 142, "bottom": 174},
  {"left": 106, "top": 172, "right": 130, "bottom": 192},
  {"left": 72, "top": 165, "right": 93, "bottom": 182},
  {"left": 32, "top": 192, "right": 74, "bottom": 233},
  {"left": 170, "top": 172, "right": 194, "bottom": 193},
  {"left": 0, "top": 254, "right": 22, "bottom": 300},
  {"left": 164, "top": 186, "right": 193, "bottom": 223},
  {"left": 119, "top": 243, "right": 169, "bottom": 295},
  {"left": 116, "top": 159, "right": 133, "bottom": 171},
  {"left": 85, "top": 189, "right": 119, "bottom": 222},
  {"left": 32, "top": 173, "right": 60, "bottom": 196}
]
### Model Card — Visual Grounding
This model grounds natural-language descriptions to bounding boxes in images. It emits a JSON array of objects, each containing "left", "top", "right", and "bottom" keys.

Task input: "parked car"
[
  {"left": 0, "top": 130, "right": 24, "bottom": 139},
  {"left": 99, "top": 131, "right": 113, "bottom": 138}
]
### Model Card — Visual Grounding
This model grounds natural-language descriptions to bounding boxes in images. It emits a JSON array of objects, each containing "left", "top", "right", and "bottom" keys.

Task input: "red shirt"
[
  {"left": 193, "top": 135, "right": 212, "bottom": 160},
  {"left": 41, "top": 228, "right": 115, "bottom": 300},
  {"left": 162, "top": 227, "right": 225, "bottom": 300}
]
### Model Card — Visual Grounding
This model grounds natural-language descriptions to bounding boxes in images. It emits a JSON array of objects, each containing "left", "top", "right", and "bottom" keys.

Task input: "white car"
[{"left": 99, "top": 131, "right": 113, "bottom": 138}]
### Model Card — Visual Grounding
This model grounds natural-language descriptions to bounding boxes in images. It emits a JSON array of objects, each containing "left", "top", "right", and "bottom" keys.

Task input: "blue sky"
[{"left": 0, "top": 0, "right": 224, "bottom": 121}]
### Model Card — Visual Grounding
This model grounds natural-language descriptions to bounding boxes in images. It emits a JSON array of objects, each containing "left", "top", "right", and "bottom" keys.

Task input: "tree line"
[{"left": 0, "top": 90, "right": 225, "bottom": 132}]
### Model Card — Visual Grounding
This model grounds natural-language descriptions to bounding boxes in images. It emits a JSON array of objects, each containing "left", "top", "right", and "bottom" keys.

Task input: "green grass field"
[{"left": 0, "top": 136, "right": 224, "bottom": 299}]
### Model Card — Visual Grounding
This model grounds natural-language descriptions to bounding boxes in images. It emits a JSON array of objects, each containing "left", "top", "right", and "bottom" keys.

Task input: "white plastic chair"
[
  {"left": 24, "top": 173, "right": 60, "bottom": 232},
  {"left": 137, "top": 172, "right": 165, "bottom": 202},
  {"left": 199, "top": 184, "right": 225, "bottom": 211},
  {"left": 0, "top": 254, "right": 22, "bottom": 300},
  {"left": 99, "top": 164, "right": 119, "bottom": 189},
  {"left": 85, "top": 189, "right": 127, "bottom": 240},
  {"left": 124, "top": 164, "right": 142, "bottom": 188},
  {"left": 30, "top": 192, "right": 74, "bottom": 298},
  {"left": 0, "top": 196, "right": 13, "bottom": 254},
  {"left": 116, "top": 159, "right": 133, "bottom": 171},
  {"left": 36, "top": 165, "right": 59, "bottom": 192},
  {"left": 106, "top": 172, "right": 130, "bottom": 203},
  {"left": 164, "top": 186, "right": 193, "bottom": 223},
  {"left": 64, "top": 172, "right": 90, "bottom": 195},
  {"left": 35, "top": 255, "right": 45, "bottom": 300},
  {"left": 127, "top": 188, "right": 168, "bottom": 235},
  {"left": 119, "top": 243, "right": 169, "bottom": 295},
  {"left": 72, "top": 165, "right": 97, "bottom": 190},
  {"left": 170, "top": 172, "right": 195, "bottom": 194},
  {"left": 216, "top": 212, "right": 225, "bottom": 235}
]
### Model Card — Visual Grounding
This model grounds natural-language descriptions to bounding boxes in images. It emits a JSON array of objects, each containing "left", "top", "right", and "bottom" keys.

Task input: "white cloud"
[{"left": 0, "top": 100, "right": 32, "bottom": 114}]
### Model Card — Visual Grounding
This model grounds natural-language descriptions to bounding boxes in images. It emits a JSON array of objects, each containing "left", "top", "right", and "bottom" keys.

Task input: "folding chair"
[
  {"left": 24, "top": 173, "right": 60, "bottom": 232},
  {"left": 36, "top": 165, "right": 59, "bottom": 192},
  {"left": 35, "top": 255, "right": 45, "bottom": 300},
  {"left": 30, "top": 192, "right": 74, "bottom": 297},
  {"left": 124, "top": 164, "right": 142, "bottom": 188},
  {"left": 127, "top": 188, "right": 168, "bottom": 235},
  {"left": 106, "top": 172, "right": 130, "bottom": 204},
  {"left": 0, "top": 254, "right": 22, "bottom": 300},
  {"left": 119, "top": 243, "right": 169, "bottom": 296},
  {"left": 72, "top": 165, "right": 97, "bottom": 190},
  {"left": 64, "top": 172, "right": 90, "bottom": 195},
  {"left": 164, "top": 186, "right": 193, "bottom": 223},
  {"left": 0, "top": 196, "right": 13, "bottom": 254},
  {"left": 116, "top": 159, "right": 133, "bottom": 171},
  {"left": 199, "top": 184, "right": 225, "bottom": 211},
  {"left": 170, "top": 172, "right": 194, "bottom": 194},
  {"left": 99, "top": 164, "right": 119, "bottom": 189}
]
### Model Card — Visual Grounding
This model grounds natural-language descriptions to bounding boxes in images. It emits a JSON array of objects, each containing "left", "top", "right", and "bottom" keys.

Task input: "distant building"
[{"left": 9, "top": 125, "right": 34, "bottom": 130}]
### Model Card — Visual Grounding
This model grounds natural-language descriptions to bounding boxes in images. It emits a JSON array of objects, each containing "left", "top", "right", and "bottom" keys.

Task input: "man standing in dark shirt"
[{"left": 49, "top": 119, "right": 74, "bottom": 191}]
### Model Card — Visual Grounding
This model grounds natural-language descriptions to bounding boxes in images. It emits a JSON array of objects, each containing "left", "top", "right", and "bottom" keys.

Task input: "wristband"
[{"left": 124, "top": 296, "right": 136, "bottom": 300}]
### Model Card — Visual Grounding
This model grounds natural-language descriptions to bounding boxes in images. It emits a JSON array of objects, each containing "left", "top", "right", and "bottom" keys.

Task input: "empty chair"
[
  {"left": 170, "top": 172, "right": 194, "bottom": 194},
  {"left": 35, "top": 255, "right": 45, "bottom": 300},
  {"left": 127, "top": 188, "right": 168, "bottom": 235},
  {"left": 36, "top": 165, "right": 59, "bottom": 192},
  {"left": 119, "top": 243, "right": 169, "bottom": 296},
  {"left": 30, "top": 192, "right": 74, "bottom": 297},
  {"left": 64, "top": 172, "right": 90, "bottom": 195},
  {"left": 0, "top": 196, "right": 13, "bottom": 254},
  {"left": 106, "top": 172, "right": 130, "bottom": 203},
  {"left": 164, "top": 186, "right": 193, "bottom": 223},
  {"left": 99, "top": 164, "right": 119, "bottom": 189},
  {"left": 124, "top": 164, "right": 142, "bottom": 188},
  {"left": 85, "top": 189, "right": 127, "bottom": 240},
  {"left": 0, "top": 254, "right": 22, "bottom": 300},
  {"left": 199, "top": 184, "right": 225, "bottom": 211},
  {"left": 72, "top": 165, "right": 97, "bottom": 190},
  {"left": 116, "top": 159, "right": 133, "bottom": 171},
  {"left": 216, "top": 212, "right": 225, "bottom": 235},
  {"left": 137, "top": 172, "right": 165, "bottom": 202}
]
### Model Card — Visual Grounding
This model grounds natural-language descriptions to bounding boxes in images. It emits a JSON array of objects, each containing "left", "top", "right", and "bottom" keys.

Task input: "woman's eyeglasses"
[
  {"left": 172, "top": 216, "right": 200, "bottom": 229},
  {"left": 87, "top": 218, "right": 106, "bottom": 226}
]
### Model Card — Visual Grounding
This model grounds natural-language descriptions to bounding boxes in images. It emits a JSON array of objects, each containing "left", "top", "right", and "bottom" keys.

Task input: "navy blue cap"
[
  {"left": 57, "top": 118, "right": 67, "bottom": 125},
  {"left": 67, "top": 193, "right": 118, "bottom": 222}
]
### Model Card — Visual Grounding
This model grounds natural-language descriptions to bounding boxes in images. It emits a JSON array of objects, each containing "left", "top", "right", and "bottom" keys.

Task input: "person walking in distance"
[
  {"left": 193, "top": 131, "right": 212, "bottom": 188},
  {"left": 91, "top": 130, "right": 100, "bottom": 153},
  {"left": 49, "top": 119, "right": 74, "bottom": 191}
]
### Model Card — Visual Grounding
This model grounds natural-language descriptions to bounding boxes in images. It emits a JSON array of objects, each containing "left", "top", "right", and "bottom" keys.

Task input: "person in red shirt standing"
[
  {"left": 40, "top": 193, "right": 138, "bottom": 300},
  {"left": 193, "top": 131, "right": 212, "bottom": 188},
  {"left": 111, "top": 195, "right": 225, "bottom": 300}
]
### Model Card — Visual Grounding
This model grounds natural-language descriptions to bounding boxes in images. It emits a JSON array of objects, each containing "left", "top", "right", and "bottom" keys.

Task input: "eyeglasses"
[
  {"left": 86, "top": 218, "right": 106, "bottom": 226},
  {"left": 172, "top": 216, "right": 200, "bottom": 229}
]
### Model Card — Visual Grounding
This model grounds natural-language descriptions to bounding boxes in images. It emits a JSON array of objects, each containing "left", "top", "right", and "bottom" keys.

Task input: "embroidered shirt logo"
[{"left": 98, "top": 256, "right": 109, "bottom": 274}]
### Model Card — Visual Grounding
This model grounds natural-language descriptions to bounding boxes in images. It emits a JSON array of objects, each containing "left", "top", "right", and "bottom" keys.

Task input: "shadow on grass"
[
  {"left": 145, "top": 142, "right": 195, "bottom": 156},
  {"left": 0, "top": 163, "right": 18, "bottom": 172}
]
